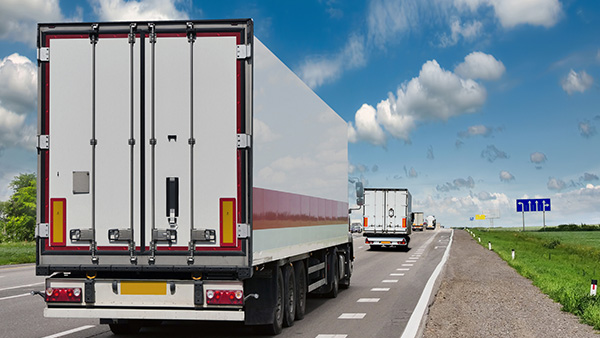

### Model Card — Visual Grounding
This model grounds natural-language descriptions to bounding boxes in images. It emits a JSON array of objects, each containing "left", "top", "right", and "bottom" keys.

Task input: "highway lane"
[{"left": 0, "top": 229, "right": 451, "bottom": 338}]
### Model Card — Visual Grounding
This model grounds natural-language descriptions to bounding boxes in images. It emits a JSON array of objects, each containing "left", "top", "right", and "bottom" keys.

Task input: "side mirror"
[{"left": 355, "top": 182, "right": 364, "bottom": 206}]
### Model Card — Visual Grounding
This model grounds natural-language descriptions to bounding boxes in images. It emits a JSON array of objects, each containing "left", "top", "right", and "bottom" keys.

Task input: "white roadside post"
[
  {"left": 591, "top": 280, "right": 597, "bottom": 296},
  {"left": 512, "top": 249, "right": 515, "bottom": 260},
  {"left": 488, "top": 241, "right": 492, "bottom": 251}
]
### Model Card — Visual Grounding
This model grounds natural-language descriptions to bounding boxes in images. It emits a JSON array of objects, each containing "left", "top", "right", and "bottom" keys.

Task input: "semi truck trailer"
[
  {"left": 411, "top": 211, "right": 424, "bottom": 231},
  {"left": 34, "top": 19, "right": 355, "bottom": 335},
  {"left": 362, "top": 188, "right": 411, "bottom": 249}
]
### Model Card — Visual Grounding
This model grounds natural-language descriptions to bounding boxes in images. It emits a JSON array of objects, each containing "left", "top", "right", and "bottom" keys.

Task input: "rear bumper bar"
[
  {"left": 45, "top": 308, "right": 244, "bottom": 321},
  {"left": 365, "top": 237, "right": 408, "bottom": 246}
]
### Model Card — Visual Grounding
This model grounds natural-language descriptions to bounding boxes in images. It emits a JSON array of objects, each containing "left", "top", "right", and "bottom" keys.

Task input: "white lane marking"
[
  {"left": 406, "top": 260, "right": 417, "bottom": 263},
  {"left": 397, "top": 268, "right": 409, "bottom": 271},
  {"left": 0, "top": 276, "right": 5, "bottom": 278},
  {"left": 402, "top": 264, "right": 413, "bottom": 267},
  {"left": 358, "top": 246, "right": 364, "bottom": 249},
  {"left": 338, "top": 313, "right": 366, "bottom": 319},
  {"left": 0, "top": 293, "right": 29, "bottom": 301},
  {"left": 357, "top": 298, "right": 380, "bottom": 303},
  {"left": 382, "top": 279, "right": 398, "bottom": 283},
  {"left": 0, "top": 282, "right": 44, "bottom": 292},
  {"left": 401, "top": 230, "right": 454, "bottom": 338},
  {"left": 390, "top": 273, "right": 405, "bottom": 276},
  {"left": 42, "top": 325, "right": 96, "bottom": 338},
  {"left": 371, "top": 288, "right": 390, "bottom": 292},
  {"left": 316, "top": 335, "right": 347, "bottom": 338}
]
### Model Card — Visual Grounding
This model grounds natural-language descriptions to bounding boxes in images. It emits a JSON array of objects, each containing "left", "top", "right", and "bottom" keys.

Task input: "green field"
[
  {"left": 469, "top": 228, "right": 600, "bottom": 329},
  {"left": 0, "top": 242, "right": 36, "bottom": 265}
]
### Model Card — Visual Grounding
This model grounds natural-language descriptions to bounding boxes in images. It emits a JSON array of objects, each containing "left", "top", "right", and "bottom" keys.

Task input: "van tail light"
[
  {"left": 206, "top": 289, "right": 243, "bottom": 305},
  {"left": 45, "top": 287, "right": 82, "bottom": 303}
]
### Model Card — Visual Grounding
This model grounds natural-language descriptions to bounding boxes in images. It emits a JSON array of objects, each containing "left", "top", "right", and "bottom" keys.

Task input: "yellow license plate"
[
  {"left": 121, "top": 281, "right": 166, "bottom": 295},
  {"left": 381, "top": 241, "right": 391, "bottom": 244}
]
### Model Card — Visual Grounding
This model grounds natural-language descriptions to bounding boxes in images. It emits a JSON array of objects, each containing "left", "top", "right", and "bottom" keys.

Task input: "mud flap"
[{"left": 244, "top": 266, "right": 277, "bottom": 325}]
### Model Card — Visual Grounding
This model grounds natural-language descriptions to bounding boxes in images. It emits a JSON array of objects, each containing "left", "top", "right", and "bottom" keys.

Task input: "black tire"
[
  {"left": 282, "top": 264, "right": 296, "bottom": 327},
  {"left": 260, "top": 267, "right": 284, "bottom": 335},
  {"left": 339, "top": 254, "right": 351, "bottom": 289},
  {"left": 325, "top": 250, "right": 339, "bottom": 298},
  {"left": 108, "top": 321, "right": 141, "bottom": 334},
  {"left": 294, "top": 261, "right": 307, "bottom": 320}
]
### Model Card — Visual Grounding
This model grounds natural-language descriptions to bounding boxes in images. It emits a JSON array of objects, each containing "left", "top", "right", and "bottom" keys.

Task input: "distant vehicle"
[
  {"left": 362, "top": 188, "right": 411, "bottom": 249},
  {"left": 425, "top": 215, "right": 437, "bottom": 230},
  {"left": 412, "top": 212, "right": 424, "bottom": 231},
  {"left": 350, "top": 222, "right": 363, "bottom": 233}
]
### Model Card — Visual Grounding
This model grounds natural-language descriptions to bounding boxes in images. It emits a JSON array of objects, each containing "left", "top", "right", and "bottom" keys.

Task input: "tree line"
[{"left": 0, "top": 173, "right": 36, "bottom": 242}]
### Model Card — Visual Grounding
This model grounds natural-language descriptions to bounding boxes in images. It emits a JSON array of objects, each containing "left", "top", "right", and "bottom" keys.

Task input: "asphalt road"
[{"left": 0, "top": 229, "right": 451, "bottom": 338}]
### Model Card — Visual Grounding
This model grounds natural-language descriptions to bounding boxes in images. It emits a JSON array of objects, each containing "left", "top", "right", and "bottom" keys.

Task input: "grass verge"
[
  {"left": 469, "top": 228, "right": 600, "bottom": 329},
  {"left": 0, "top": 242, "right": 36, "bottom": 266}
]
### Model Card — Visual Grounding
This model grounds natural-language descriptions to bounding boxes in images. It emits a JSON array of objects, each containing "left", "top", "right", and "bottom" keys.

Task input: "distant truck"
[
  {"left": 411, "top": 212, "right": 424, "bottom": 231},
  {"left": 362, "top": 188, "right": 411, "bottom": 249},
  {"left": 35, "top": 19, "right": 356, "bottom": 335},
  {"left": 425, "top": 215, "right": 437, "bottom": 230}
]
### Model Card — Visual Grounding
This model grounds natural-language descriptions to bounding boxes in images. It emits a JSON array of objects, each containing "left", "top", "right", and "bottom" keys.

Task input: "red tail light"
[
  {"left": 45, "top": 287, "right": 82, "bottom": 303},
  {"left": 206, "top": 289, "right": 243, "bottom": 305}
]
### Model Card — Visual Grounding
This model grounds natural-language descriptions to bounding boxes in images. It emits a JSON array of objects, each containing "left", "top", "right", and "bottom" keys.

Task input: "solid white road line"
[
  {"left": 0, "top": 282, "right": 44, "bottom": 292},
  {"left": 401, "top": 230, "right": 454, "bottom": 338},
  {"left": 316, "top": 335, "right": 347, "bottom": 338},
  {"left": 42, "top": 325, "right": 96, "bottom": 338},
  {"left": 0, "top": 293, "right": 30, "bottom": 301}
]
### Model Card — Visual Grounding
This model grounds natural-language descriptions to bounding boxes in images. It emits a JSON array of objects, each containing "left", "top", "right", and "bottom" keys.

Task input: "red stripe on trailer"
[{"left": 253, "top": 188, "right": 348, "bottom": 230}]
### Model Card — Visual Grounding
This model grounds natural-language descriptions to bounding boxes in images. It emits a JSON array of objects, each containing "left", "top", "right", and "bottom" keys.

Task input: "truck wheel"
[
  {"left": 282, "top": 264, "right": 296, "bottom": 327},
  {"left": 294, "top": 261, "right": 307, "bottom": 320},
  {"left": 325, "top": 250, "right": 339, "bottom": 298},
  {"left": 260, "top": 267, "right": 284, "bottom": 335},
  {"left": 340, "top": 254, "right": 351, "bottom": 289},
  {"left": 108, "top": 321, "right": 141, "bottom": 334}
]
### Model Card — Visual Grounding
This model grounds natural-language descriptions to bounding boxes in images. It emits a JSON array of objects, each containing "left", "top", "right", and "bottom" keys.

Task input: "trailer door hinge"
[
  {"left": 37, "top": 135, "right": 49, "bottom": 150},
  {"left": 236, "top": 134, "right": 251, "bottom": 149},
  {"left": 236, "top": 44, "right": 251, "bottom": 59},
  {"left": 38, "top": 47, "right": 49, "bottom": 62},
  {"left": 36, "top": 223, "right": 49, "bottom": 238},
  {"left": 237, "top": 223, "right": 249, "bottom": 239}
]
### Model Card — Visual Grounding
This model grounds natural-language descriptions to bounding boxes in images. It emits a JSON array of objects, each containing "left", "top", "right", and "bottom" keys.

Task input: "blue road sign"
[
  {"left": 516, "top": 198, "right": 551, "bottom": 212},
  {"left": 470, "top": 217, "right": 474, "bottom": 221}
]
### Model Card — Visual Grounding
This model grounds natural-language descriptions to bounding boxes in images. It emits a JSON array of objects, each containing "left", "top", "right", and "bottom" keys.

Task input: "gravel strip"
[{"left": 423, "top": 229, "right": 597, "bottom": 338}]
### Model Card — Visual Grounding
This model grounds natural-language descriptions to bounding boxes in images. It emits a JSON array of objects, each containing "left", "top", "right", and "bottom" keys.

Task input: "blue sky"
[{"left": 0, "top": 0, "right": 599, "bottom": 227}]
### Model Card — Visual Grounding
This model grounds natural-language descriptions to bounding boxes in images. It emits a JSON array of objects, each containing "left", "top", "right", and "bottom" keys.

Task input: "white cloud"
[
  {"left": 547, "top": 177, "right": 566, "bottom": 191},
  {"left": 350, "top": 57, "right": 490, "bottom": 145},
  {"left": 299, "top": 34, "right": 365, "bottom": 89},
  {"left": 91, "top": 0, "right": 189, "bottom": 21},
  {"left": 254, "top": 118, "right": 280, "bottom": 143},
  {"left": 455, "top": 52, "right": 506, "bottom": 80},
  {"left": 367, "top": 0, "right": 418, "bottom": 49},
  {"left": 0, "top": 54, "right": 37, "bottom": 152},
  {"left": 530, "top": 152, "right": 547, "bottom": 167},
  {"left": 348, "top": 104, "right": 386, "bottom": 146},
  {"left": 437, "top": 176, "right": 475, "bottom": 192},
  {"left": 489, "top": 0, "right": 562, "bottom": 29},
  {"left": 0, "top": 53, "right": 36, "bottom": 114},
  {"left": 499, "top": 170, "right": 515, "bottom": 182},
  {"left": 458, "top": 124, "right": 492, "bottom": 138},
  {"left": 455, "top": 0, "right": 562, "bottom": 29},
  {"left": 0, "top": 0, "right": 77, "bottom": 47},
  {"left": 579, "top": 120, "right": 597, "bottom": 138},
  {"left": 561, "top": 69, "right": 594, "bottom": 95},
  {"left": 439, "top": 19, "right": 483, "bottom": 47},
  {"left": 481, "top": 145, "right": 508, "bottom": 162}
]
